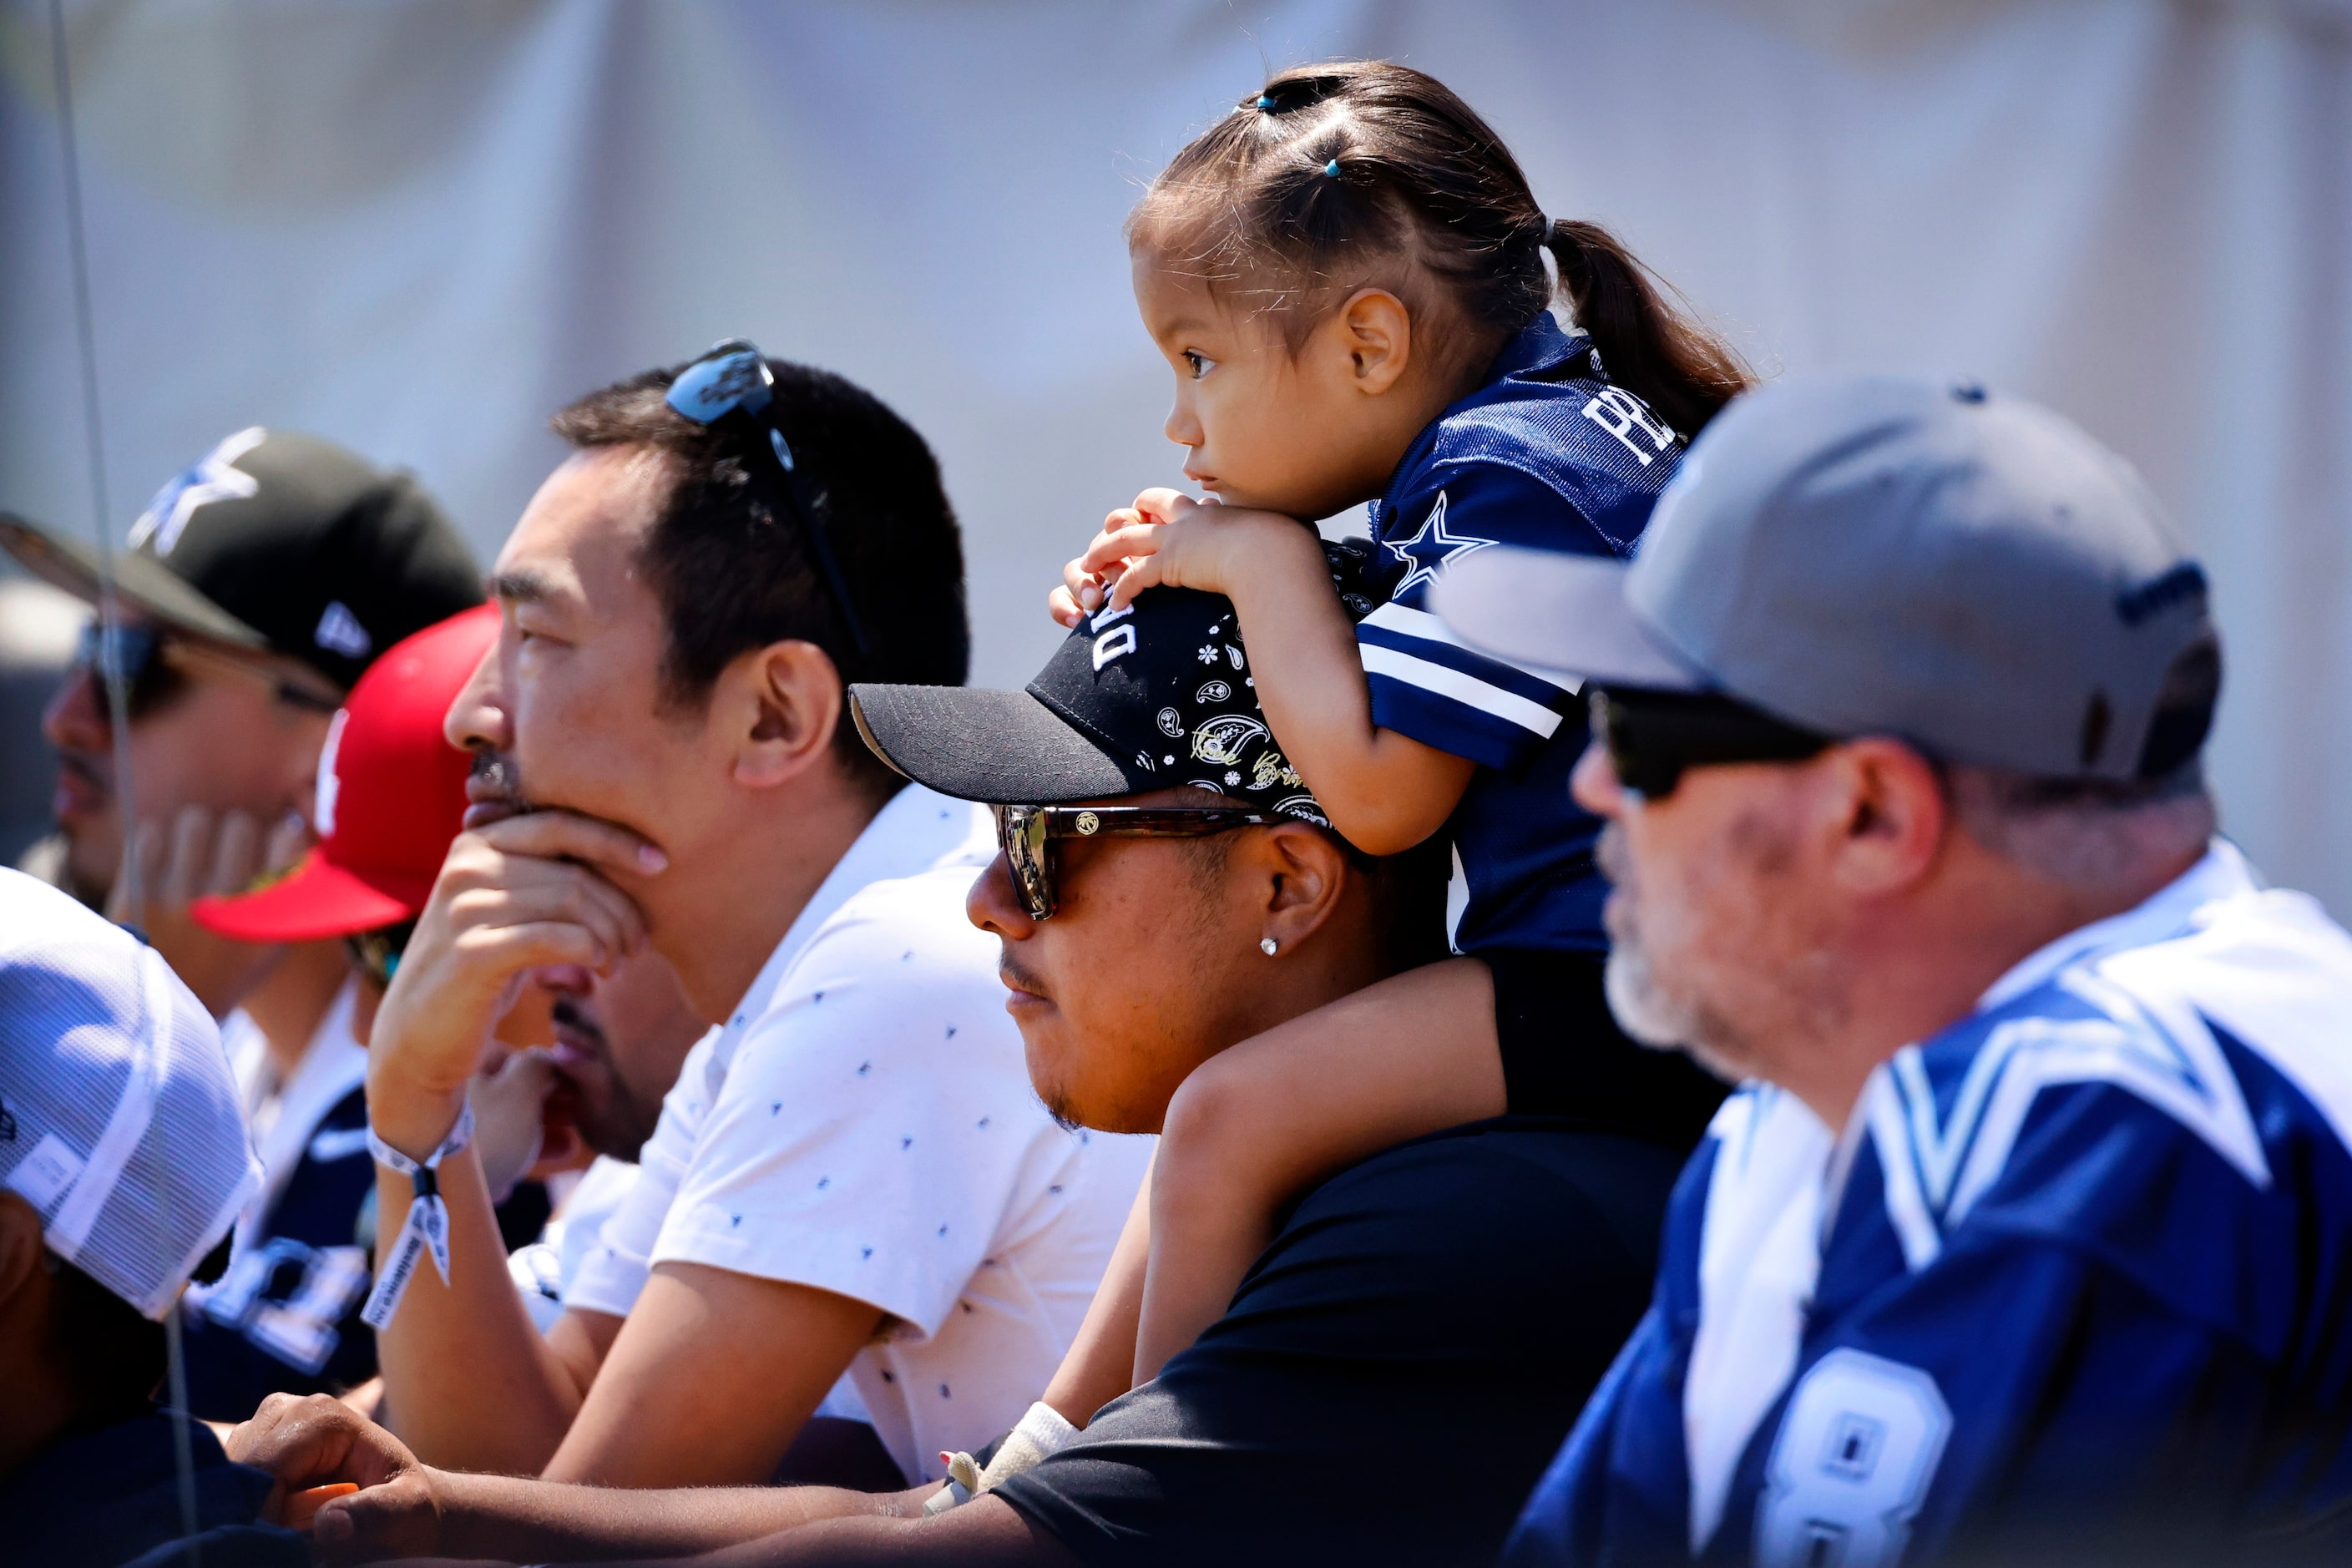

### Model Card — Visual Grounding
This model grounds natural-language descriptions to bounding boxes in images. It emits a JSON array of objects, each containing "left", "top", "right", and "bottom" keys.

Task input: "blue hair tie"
[
  {"left": 1256, "top": 94, "right": 1275, "bottom": 110},
  {"left": 1323, "top": 159, "right": 1342, "bottom": 178}
]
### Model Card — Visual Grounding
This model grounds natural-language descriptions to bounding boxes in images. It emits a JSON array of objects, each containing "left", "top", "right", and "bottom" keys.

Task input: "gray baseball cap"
[{"left": 1430, "top": 376, "right": 2221, "bottom": 781}]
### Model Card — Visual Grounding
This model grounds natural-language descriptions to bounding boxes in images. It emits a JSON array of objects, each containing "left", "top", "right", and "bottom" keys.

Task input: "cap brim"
[
  {"left": 1431, "top": 548, "right": 1708, "bottom": 691},
  {"left": 190, "top": 847, "right": 427, "bottom": 943},
  {"left": 0, "top": 513, "right": 269, "bottom": 650},
  {"left": 850, "top": 684, "right": 1136, "bottom": 806}
]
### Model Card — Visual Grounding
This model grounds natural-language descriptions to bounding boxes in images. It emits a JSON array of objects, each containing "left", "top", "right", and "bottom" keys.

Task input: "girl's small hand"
[
  {"left": 1097, "top": 498, "right": 1301, "bottom": 615},
  {"left": 1051, "top": 506, "right": 1151, "bottom": 626},
  {"left": 1050, "top": 490, "right": 1206, "bottom": 626}
]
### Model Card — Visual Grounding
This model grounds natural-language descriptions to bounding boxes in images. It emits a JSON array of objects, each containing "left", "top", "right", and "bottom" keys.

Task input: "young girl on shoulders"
[{"left": 1032, "top": 59, "right": 1751, "bottom": 1439}]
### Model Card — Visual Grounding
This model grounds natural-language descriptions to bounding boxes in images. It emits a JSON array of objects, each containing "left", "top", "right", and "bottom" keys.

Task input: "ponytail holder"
[
  {"left": 1256, "top": 94, "right": 1276, "bottom": 110},
  {"left": 1323, "top": 159, "right": 1342, "bottom": 179}
]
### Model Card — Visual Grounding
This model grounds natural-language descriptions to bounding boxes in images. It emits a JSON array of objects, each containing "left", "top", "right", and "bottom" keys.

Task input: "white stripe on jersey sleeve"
[
  {"left": 1359, "top": 601, "right": 1582, "bottom": 694},
  {"left": 1359, "top": 642, "right": 1565, "bottom": 738}
]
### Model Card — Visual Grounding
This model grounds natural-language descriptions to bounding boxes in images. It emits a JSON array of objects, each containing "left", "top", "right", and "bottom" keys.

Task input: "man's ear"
[
  {"left": 726, "top": 640, "right": 846, "bottom": 791},
  {"left": 1249, "top": 822, "right": 1353, "bottom": 954},
  {"left": 1821, "top": 738, "right": 1949, "bottom": 898},
  {"left": 1334, "top": 288, "right": 1414, "bottom": 397}
]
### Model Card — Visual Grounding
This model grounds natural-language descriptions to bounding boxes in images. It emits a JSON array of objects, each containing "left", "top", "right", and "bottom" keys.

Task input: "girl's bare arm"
[{"left": 1065, "top": 496, "right": 1473, "bottom": 854}]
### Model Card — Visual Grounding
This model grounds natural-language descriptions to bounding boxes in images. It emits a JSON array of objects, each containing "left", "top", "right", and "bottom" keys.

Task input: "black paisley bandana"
[
  {"left": 1020, "top": 539, "right": 1381, "bottom": 826},
  {"left": 847, "top": 536, "right": 1385, "bottom": 823}
]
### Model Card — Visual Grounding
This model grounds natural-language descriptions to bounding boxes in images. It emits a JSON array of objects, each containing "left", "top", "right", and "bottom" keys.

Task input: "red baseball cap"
[{"left": 194, "top": 604, "right": 497, "bottom": 943}]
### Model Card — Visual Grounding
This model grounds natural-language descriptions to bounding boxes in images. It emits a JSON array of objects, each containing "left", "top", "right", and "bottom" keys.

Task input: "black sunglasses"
[
  {"left": 73, "top": 621, "right": 342, "bottom": 723},
  {"left": 665, "top": 339, "right": 872, "bottom": 662},
  {"left": 993, "top": 803, "right": 1283, "bottom": 921},
  {"left": 1589, "top": 685, "right": 1833, "bottom": 801}
]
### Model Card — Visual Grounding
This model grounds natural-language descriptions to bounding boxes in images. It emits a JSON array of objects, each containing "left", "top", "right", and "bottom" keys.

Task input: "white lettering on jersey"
[
  {"left": 189, "top": 1236, "right": 371, "bottom": 1374},
  {"left": 1754, "top": 1349, "right": 1951, "bottom": 1568},
  {"left": 1581, "top": 387, "right": 1678, "bottom": 465}
]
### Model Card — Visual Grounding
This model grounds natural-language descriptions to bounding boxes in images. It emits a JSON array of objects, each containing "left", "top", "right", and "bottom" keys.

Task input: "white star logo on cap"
[{"left": 128, "top": 427, "right": 266, "bottom": 557}]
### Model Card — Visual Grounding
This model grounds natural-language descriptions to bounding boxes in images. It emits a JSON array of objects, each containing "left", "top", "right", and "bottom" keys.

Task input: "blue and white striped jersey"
[
  {"left": 1504, "top": 842, "right": 2352, "bottom": 1566},
  {"left": 1358, "top": 312, "right": 1684, "bottom": 953}
]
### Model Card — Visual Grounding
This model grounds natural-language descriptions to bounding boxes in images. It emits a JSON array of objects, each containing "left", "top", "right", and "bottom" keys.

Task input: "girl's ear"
[
  {"left": 729, "top": 640, "right": 844, "bottom": 790},
  {"left": 1335, "top": 288, "right": 1414, "bottom": 396}
]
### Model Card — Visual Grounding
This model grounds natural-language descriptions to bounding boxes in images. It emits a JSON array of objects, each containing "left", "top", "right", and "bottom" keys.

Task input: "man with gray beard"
[{"left": 1439, "top": 377, "right": 2352, "bottom": 1568}]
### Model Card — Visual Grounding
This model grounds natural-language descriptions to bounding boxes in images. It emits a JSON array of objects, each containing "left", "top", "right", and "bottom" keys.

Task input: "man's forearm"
[
  {"left": 373, "top": 1136, "right": 587, "bottom": 1472},
  {"left": 433, "top": 1469, "right": 932, "bottom": 1560}
]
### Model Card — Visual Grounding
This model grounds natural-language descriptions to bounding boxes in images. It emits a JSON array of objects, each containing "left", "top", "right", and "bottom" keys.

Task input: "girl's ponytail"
[
  {"left": 1546, "top": 220, "right": 1747, "bottom": 438},
  {"left": 1133, "top": 61, "right": 1751, "bottom": 434}
]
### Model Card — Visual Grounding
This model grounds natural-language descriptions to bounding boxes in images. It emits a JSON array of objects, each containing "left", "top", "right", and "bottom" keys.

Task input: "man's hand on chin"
[
  {"left": 227, "top": 1393, "right": 445, "bottom": 1562},
  {"left": 367, "top": 808, "right": 665, "bottom": 1159}
]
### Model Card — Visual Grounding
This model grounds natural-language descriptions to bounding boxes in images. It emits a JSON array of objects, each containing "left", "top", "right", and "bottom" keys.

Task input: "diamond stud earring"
[{"left": 1260, "top": 938, "right": 1278, "bottom": 957}]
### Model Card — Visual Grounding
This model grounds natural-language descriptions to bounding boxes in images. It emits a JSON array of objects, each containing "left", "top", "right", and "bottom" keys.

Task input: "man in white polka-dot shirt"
[
  {"left": 560, "top": 781, "right": 1150, "bottom": 1487},
  {"left": 352, "top": 356, "right": 1151, "bottom": 1491}
]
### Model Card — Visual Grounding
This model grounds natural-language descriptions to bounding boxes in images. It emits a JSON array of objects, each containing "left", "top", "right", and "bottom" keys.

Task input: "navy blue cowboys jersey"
[
  {"left": 1505, "top": 845, "right": 2352, "bottom": 1567},
  {"left": 1357, "top": 311, "right": 1684, "bottom": 953},
  {"left": 180, "top": 1076, "right": 378, "bottom": 1418}
]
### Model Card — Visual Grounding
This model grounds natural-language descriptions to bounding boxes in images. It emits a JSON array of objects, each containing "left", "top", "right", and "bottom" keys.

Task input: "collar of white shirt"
[{"left": 716, "top": 782, "right": 995, "bottom": 1035}]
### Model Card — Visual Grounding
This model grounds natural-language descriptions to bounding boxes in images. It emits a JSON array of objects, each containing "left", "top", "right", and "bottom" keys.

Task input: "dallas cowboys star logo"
[
  {"left": 128, "top": 426, "right": 266, "bottom": 556},
  {"left": 1382, "top": 490, "right": 1494, "bottom": 597}
]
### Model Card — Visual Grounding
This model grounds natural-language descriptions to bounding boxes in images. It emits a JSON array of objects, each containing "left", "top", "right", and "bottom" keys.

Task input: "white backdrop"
[{"left": 4, "top": 1, "right": 2349, "bottom": 907}]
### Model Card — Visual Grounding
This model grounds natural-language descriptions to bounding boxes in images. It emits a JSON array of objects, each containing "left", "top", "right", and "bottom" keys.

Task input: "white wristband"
[
  {"left": 925, "top": 1402, "right": 1083, "bottom": 1515},
  {"left": 360, "top": 1103, "right": 476, "bottom": 1330},
  {"left": 979, "top": 1400, "right": 1083, "bottom": 1490}
]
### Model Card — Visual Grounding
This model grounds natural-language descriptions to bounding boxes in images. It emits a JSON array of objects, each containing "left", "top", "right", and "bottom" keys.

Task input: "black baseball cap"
[
  {"left": 852, "top": 582, "right": 1337, "bottom": 822},
  {"left": 0, "top": 427, "right": 482, "bottom": 690}
]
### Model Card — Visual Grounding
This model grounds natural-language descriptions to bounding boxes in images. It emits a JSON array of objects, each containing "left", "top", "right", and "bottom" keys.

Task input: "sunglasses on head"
[
  {"left": 1589, "top": 685, "right": 1834, "bottom": 801},
  {"left": 992, "top": 803, "right": 1284, "bottom": 922},
  {"left": 665, "top": 339, "right": 871, "bottom": 662},
  {"left": 73, "top": 620, "right": 343, "bottom": 724}
]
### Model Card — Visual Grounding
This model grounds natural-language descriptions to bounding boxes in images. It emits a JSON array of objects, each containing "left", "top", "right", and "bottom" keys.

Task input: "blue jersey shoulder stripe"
[
  {"left": 1361, "top": 641, "right": 1566, "bottom": 740},
  {"left": 1358, "top": 620, "right": 1576, "bottom": 716},
  {"left": 1366, "top": 672, "right": 1551, "bottom": 771},
  {"left": 1360, "top": 601, "right": 1580, "bottom": 692}
]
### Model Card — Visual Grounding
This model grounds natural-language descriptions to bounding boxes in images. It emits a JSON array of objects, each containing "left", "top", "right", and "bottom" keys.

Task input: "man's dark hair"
[
  {"left": 47, "top": 1254, "right": 164, "bottom": 1424},
  {"left": 552, "top": 359, "right": 969, "bottom": 798}
]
